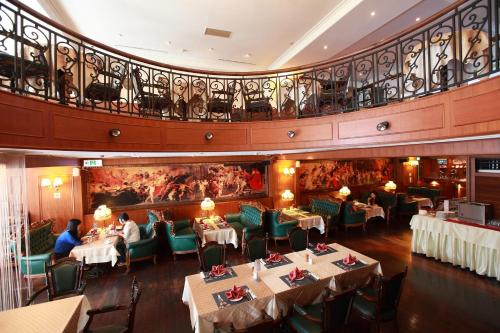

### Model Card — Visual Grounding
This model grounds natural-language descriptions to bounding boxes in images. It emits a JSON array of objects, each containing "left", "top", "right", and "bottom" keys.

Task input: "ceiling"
[{"left": 33, "top": 0, "right": 455, "bottom": 72}]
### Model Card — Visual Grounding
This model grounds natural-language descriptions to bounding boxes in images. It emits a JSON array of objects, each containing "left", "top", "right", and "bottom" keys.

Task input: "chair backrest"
[
  {"left": 240, "top": 204, "right": 264, "bottom": 228},
  {"left": 232, "top": 310, "right": 279, "bottom": 332},
  {"left": 126, "top": 277, "right": 142, "bottom": 332},
  {"left": 311, "top": 198, "right": 340, "bottom": 219},
  {"left": 198, "top": 241, "right": 225, "bottom": 272},
  {"left": 246, "top": 234, "right": 268, "bottom": 262},
  {"left": 23, "top": 221, "right": 55, "bottom": 255},
  {"left": 288, "top": 227, "right": 308, "bottom": 251},
  {"left": 131, "top": 67, "right": 145, "bottom": 98},
  {"left": 377, "top": 267, "right": 408, "bottom": 316},
  {"left": 46, "top": 257, "right": 85, "bottom": 300},
  {"left": 322, "top": 288, "right": 356, "bottom": 333}
]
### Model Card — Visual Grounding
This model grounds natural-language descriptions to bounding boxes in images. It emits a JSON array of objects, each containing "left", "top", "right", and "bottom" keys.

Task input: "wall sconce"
[
  {"left": 295, "top": 161, "right": 301, "bottom": 168},
  {"left": 205, "top": 132, "right": 214, "bottom": 140},
  {"left": 404, "top": 157, "right": 419, "bottom": 166},
  {"left": 41, "top": 177, "right": 63, "bottom": 198},
  {"left": 287, "top": 130, "right": 296, "bottom": 138},
  {"left": 376, "top": 121, "right": 389, "bottom": 132},
  {"left": 283, "top": 167, "right": 295, "bottom": 176},
  {"left": 109, "top": 128, "right": 121, "bottom": 137},
  {"left": 72, "top": 167, "right": 80, "bottom": 177}
]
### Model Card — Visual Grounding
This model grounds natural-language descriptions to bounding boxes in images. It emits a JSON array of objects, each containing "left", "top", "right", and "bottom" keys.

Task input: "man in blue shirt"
[{"left": 54, "top": 219, "right": 83, "bottom": 260}]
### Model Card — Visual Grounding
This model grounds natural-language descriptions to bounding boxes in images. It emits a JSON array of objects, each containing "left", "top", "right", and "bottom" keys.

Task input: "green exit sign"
[{"left": 83, "top": 159, "right": 103, "bottom": 167}]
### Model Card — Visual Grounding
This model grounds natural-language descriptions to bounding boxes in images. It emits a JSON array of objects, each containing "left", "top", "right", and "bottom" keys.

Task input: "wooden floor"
[{"left": 67, "top": 220, "right": 500, "bottom": 332}]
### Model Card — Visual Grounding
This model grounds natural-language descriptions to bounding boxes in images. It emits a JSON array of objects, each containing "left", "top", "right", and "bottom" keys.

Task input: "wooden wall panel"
[
  {"left": 474, "top": 175, "right": 500, "bottom": 219},
  {"left": 338, "top": 104, "right": 444, "bottom": 139},
  {"left": 1, "top": 75, "right": 500, "bottom": 153}
]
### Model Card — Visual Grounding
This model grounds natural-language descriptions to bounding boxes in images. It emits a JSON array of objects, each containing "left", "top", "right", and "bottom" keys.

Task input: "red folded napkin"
[
  {"left": 315, "top": 243, "right": 328, "bottom": 252},
  {"left": 225, "top": 285, "right": 246, "bottom": 300},
  {"left": 209, "top": 265, "right": 226, "bottom": 276},
  {"left": 288, "top": 267, "right": 304, "bottom": 282},
  {"left": 343, "top": 254, "right": 357, "bottom": 265},
  {"left": 267, "top": 252, "right": 282, "bottom": 263}
]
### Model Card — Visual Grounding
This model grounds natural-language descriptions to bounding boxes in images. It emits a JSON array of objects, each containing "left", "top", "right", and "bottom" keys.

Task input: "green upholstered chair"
[
  {"left": 225, "top": 203, "right": 265, "bottom": 254},
  {"left": 126, "top": 218, "right": 157, "bottom": 273},
  {"left": 407, "top": 186, "right": 442, "bottom": 206},
  {"left": 310, "top": 198, "right": 341, "bottom": 238},
  {"left": 26, "top": 257, "right": 86, "bottom": 305},
  {"left": 374, "top": 190, "right": 397, "bottom": 224},
  {"left": 84, "top": 277, "right": 141, "bottom": 333},
  {"left": 342, "top": 202, "right": 366, "bottom": 231},
  {"left": 198, "top": 241, "right": 226, "bottom": 272},
  {"left": 288, "top": 227, "right": 308, "bottom": 252},
  {"left": 352, "top": 267, "right": 408, "bottom": 333},
  {"left": 20, "top": 221, "right": 56, "bottom": 276},
  {"left": 165, "top": 219, "right": 198, "bottom": 260},
  {"left": 246, "top": 234, "right": 268, "bottom": 262},
  {"left": 266, "top": 209, "right": 298, "bottom": 247},
  {"left": 396, "top": 193, "right": 418, "bottom": 219},
  {"left": 289, "top": 288, "right": 356, "bottom": 333}
]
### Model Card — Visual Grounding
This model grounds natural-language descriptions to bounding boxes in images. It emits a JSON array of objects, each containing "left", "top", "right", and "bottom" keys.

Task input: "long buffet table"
[
  {"left": 182, "top": 243, "right": 381, "bottom": 333},
  {"left": 410, "top": 214, "right": 500, "bottom": 281}
]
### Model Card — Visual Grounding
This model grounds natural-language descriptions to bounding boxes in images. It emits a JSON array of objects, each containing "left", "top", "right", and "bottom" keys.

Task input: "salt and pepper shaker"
[
  {"left": 253, "top": 259, "right": 260, "bottom": 281},
  {"left": 305, "top": 252, "right": 313, "bottom": 265}
]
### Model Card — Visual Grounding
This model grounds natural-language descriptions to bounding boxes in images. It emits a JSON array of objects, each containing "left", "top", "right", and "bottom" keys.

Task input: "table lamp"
[
  {"left": 200, "top": 197, "right": 215, "bottom": 218},
  {"left": 384, "top": 180, "right": 397, "bottom": 192},
  {"left": 281, "top": 189, "right": 295, "bottom": 209},
  {"left": 339, "top": 186, "right": 351, "bottom": 199},
  {"left": 94, "top": 204, "right": 112, "bottom": 229}
]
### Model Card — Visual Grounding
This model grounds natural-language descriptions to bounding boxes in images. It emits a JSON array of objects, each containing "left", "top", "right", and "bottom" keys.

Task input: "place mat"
[
  {"left": 212, "top": 285, "right": 255, "bottom": 308},
  {"left": 201, "top": 267, "right": 237, "bottom": 283},
  {"left": 261, "top": 255, "right": 293, "bottom": 269},
  {"left": 307, "top": 244, "right": 337, "bottom": 256},
  {"left": 332, "top": 259, "right": 367, "bottom": 271},
  {"left": 279, "top": 270, "right": 319, "bottom": 288}
]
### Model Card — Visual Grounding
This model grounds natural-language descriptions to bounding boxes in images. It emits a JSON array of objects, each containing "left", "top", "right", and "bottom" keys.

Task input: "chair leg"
[
  {"left": 173, "top": 252, "right": 177, "bottom": 261},
  {"left": 126, "top": 255, "right": 131, "bottom": 274},
  {"left": 274, "top": 238, "right": 278, "bottom": 248},
  {"left": 153, "top": 255, "right": 157, "bottom": 265}
]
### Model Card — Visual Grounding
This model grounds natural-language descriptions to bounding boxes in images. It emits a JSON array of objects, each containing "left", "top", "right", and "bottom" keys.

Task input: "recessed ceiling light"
[
  {"left": 118, "top": 33, "right": 123, "bottom": 37},
  {"left": 166, "top": 41, "right": 172, "bottom": 45},
  {"left": 180, "top": 48, "right": 188, "bottom": 53},
  {"left": 370, "top": 11, "right": 375, "bottom": 16},
  {"left": 323, "top": 45, "right": 328, "bottom": 50},
  {"left": 208, "top": 47, "right": 214, "bottom": 52},
  {"left": 244, "top": 53, "right": 251, "bottom": 58},
  {"left": 416, "top": 17, "right": 421, "bottom": 22}
]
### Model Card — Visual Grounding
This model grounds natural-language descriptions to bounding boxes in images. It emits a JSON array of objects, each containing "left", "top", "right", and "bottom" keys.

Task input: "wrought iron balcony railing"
[{"left": 0, "top": 0, "right": 498, "bottom": 122}]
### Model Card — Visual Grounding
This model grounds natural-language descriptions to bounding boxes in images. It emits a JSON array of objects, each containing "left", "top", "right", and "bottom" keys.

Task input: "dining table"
[
  {"left": 194, "top": 216, "right": 239, "bottom": 248},
  {"left": 69, "top": 229, "right": 120, "bottom": 266},
  {"left": 281, "top": 208, "right": 326, "bottom": 234},
  {"left": 182, "top": 243, "right": 381, "bottom": 333},
  {"left": 0, "top": 295, "right": 90, "bottom": 333},
  {"left": 353, "top": 202, "right": 386, "bottom": 221}
]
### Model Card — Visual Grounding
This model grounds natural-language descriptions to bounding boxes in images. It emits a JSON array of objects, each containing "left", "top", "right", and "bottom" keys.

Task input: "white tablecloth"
[
  {"left": 70, "top": 235, "right": 120, "bottom": 266},
  {"left": 194, "top": 217, "right": 238, "bottom": 248},
  {"left": 410, "top": 214, "right": 500, "bottom": 280},
  {"left": 0, "top": 295, "right": 91, "bottom": 332},
  {"left": 282, "top": 209, "right": 325, "bottom": 234},
  {"left": 181, "top": 243, "right": 381, "bottom": 333},
  {"left": 354, "top": 203, "right": 385, "bottom": 221}
]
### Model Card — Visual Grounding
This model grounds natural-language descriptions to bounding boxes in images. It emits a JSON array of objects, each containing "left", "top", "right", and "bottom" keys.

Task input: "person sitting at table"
[
  {"left": 368, "top": 191, "right": 379, "bottom": 206},
  {"left": 54, "top": 219, "right": 83, "bottom": 260},
  {"left": 115, "top": 212, "right": 140, "bottom": 266}
]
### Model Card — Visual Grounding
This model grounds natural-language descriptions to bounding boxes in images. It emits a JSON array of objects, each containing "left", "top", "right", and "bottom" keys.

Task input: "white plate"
[{"left": 229, "top": 295, "right": 244, "bottom": 302}]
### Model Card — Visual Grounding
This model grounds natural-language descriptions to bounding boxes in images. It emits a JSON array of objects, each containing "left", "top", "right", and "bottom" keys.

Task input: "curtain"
[{"left": 0, "top": 154, "right": 29, "bottom": 311}]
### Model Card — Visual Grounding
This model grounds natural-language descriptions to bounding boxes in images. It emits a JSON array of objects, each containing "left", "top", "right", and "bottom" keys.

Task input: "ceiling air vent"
[
  {"left": 218, "top": 58, "right": 256, "bottom": 66},
  {"left": 204, "top": 27, "right": 232, "bottom": 38}
]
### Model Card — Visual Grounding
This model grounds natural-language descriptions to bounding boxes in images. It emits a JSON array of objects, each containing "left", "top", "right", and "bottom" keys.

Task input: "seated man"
[
  {"left": 116, "top": 212, "right": 140, "bottom": 266},
  {"left": 54, "top": 219, "right": 83, "bottom": 260}
]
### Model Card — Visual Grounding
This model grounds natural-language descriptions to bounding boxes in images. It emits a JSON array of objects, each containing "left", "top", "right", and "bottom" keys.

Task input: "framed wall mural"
[
  {"left": 87, "top": 162, "right": 268, "bottom": 210},
  {"left": 298, "top": 159, "right": 393, "bottom": 191}
]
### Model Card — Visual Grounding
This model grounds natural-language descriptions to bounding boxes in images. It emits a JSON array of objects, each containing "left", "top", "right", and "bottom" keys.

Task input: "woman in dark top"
[
  {"left": 54, "top": 219, "right": 83, "bottom": 260},
  {"left": 368, "top": 191, "right": 379, "bottom": 206}
]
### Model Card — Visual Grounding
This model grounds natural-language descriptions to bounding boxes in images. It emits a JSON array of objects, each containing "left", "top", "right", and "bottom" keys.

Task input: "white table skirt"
[
  {"left": 70, "top": 235, "right": 120, "bottom": 266},
  {"left": 194, "top": 218, "right": 239, "bottom": 248},
  {"left": 282, "top": 209, "right": 325, "bottom": 234},
  {"left": 354, "top": 203, "right": 385, "bottom": 221},
  {"left": 410, "top": 215, "right": 500, "bottom": 280}
]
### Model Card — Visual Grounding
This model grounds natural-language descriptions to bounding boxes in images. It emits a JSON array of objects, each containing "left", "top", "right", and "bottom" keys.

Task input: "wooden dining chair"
[
  {"left": 245, "top": 234, "right": 268, "bottom": 262},
  {"left": 83, "top": 277, "right": 142, "bottom": 333},
  {"left": 288, "top": 227, "right": 308, "bottom": 252},
  {"left": 25, "top": 257, "right": 86, "bottom": 306},
  {"left": 197, "top": 241, "right": 226, "bottom": 272},
  {"left": 214, "top": 310, "right": 281, "bottom": 333}
]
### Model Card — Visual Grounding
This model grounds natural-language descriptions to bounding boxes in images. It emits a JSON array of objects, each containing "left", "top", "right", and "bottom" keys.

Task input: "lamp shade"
[
  {"left": 40, "top": 178, "right": 51, "bottom": 187},
  {"left": 385, "top": 181, "right": 397, "bottom": 190},
  {"left": 339, "top": 186, "right": 351, "bottom": 197},
  {"left": 281, "top": 189, "right": 294, "bottom": 201},
  {"left": 53, "top": 177, "right": 63, "bottom": 187},
  {"left": 94, "top": 205, "right": 112, "bottom": 221},
  {"left": 200, "top": 198, "right": 215, "bottom": 211}
]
